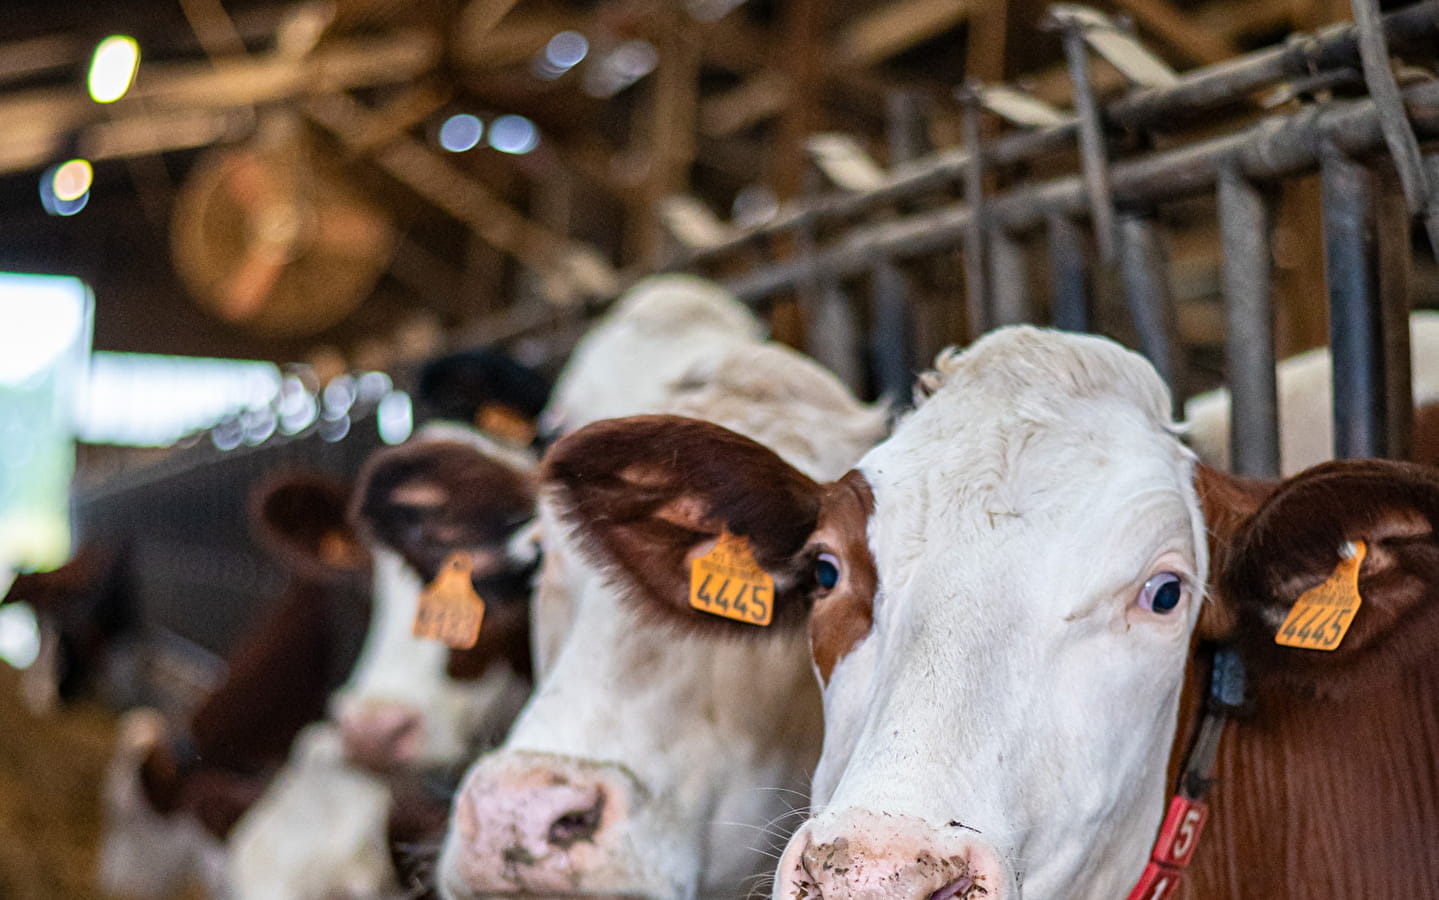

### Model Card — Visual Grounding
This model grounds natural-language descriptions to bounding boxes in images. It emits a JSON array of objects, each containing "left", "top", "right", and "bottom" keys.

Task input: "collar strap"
[{"left": 1125, "top": 646, "right": 1248, "bottom": 900}]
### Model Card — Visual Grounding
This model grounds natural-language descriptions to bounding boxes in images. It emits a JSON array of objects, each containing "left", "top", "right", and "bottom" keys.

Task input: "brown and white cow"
[
  {"left": 227, "top": 425, "right": 540, "bottom": 899},
  {"left": 436, "top": 334, "right": 889, "bottom": 899},
  {"left": 539, "top": 326, "right": 1439, "bottom": 899},
  {"left": 99, "top": 471, "right": 370, "bottom": 899}
]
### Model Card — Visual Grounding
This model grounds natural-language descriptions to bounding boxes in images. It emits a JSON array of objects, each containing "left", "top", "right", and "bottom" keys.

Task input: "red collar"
[{"left": 1125, "top": 647, "right": 1247, "bottom": 900}]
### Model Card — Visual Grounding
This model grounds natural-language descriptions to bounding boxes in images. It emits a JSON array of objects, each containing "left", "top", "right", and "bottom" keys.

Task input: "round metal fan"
[{"left": 170, "top": 119, "right": 394, "bottom": 338}]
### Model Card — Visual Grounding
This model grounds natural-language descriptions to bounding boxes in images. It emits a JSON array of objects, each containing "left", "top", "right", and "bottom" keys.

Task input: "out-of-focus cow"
[
  {"left": 544, "top": 326, "right": 1439, "bottom": 899},
  {"left": 227, "top": 425, "right": 540, "bottom": 900},
  {"left": 99, "top": 472, "right": 369, "bottom": 899},
  {"left": 436, "top": 275, "right": 888, "bottom": 900}
]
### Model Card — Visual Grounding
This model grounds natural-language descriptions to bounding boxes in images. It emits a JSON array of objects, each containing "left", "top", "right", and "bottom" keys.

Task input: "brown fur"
[
  {"left": 1170, "top": 460, "right": 1439, "bottom": 898},
  {"left": 141, "top": 472, "right": 370, "bottom": 836},
  {"left": 351, "top": 439, "right": 539, "bottom": 681},
  {"left": 807, "top": 471, "right": 878, "bottom": 683},
  {"left": 542, "top": 415, "right": 826, "bottom": 634}
]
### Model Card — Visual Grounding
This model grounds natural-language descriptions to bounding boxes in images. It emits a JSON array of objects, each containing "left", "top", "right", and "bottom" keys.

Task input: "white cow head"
[
  {"left": 532, "top": 325, "right": 1439, "bottom": 899},
  {"left": 437, "top": 342, "right": 888, "bottom": 900}
]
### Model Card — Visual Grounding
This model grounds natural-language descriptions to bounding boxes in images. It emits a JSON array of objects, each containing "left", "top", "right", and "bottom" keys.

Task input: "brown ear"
[
  {"left": 351, "top": 440, "right": 536, "bottom": 587},
  {"left": 251, "top": 473, "right": 368, "bottom": 579},
  {"left": 541, "top": 414, "right": 825, "bottom": 632},
  {"left": 1215, "top": 459, "right": 1439, "bottom": 693}
]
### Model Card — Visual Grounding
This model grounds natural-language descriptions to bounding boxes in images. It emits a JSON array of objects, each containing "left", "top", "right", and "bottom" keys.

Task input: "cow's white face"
[
  {"left": 782, "top": 329, "right": 1207, "bottom": 899},
  {"left": 439, "top": 342, "right": 887, "bottom": 900}
]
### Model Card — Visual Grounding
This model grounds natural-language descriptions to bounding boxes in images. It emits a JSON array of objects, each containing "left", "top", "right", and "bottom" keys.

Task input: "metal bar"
[
  {"left": 723, "top": 79, "right": 1439, "bottom": 302},
  {"left": 1116, "top": 215, "right": 1186, "bottom": 397},
  {"left": 1057, "top": 20, "right": 1119, "bottom": 263},
  {"left": 871, "top": 260, "right": 913, "bottom": 399},
  {"left": 1046, "top": 213, "right": 1091, "bottom": 331},
  {"left": 989, "top": 227, "right": 1030, "bottom": 326},
  {"left": 1216, "top": 165, "right": 1280, "bottom": 478},
  {"left": 1351, "top": 0, "right": 1439, "bottom": 257},
  {"left": 960, "top": 86, "right": 992, "bottom": 335},
  {"left": 1320, "top": 149, "right": 1387, "bottom": 459},
  {"left": 669, "top": 1, "right": 1439, "bottom": 268}
]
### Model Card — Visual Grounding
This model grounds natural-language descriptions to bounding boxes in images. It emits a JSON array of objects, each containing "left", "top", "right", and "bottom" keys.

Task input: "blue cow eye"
[
  {"left": 815, "top": 553, "right": 841, "bottom": 590},
  {"left": 1139, "top": 572, "right": 1185, "bottom": 614}
]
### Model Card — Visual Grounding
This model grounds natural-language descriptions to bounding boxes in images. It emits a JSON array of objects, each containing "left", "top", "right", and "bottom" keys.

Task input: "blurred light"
[
  {"left": 78, "top": 353, "right": 281, "bottom": 447},
  {"left": 488, "top": 115, "right": 539, "bottom": 154},
  {"left": 88, "top": 35, "right": 140, "bottom": 104},
  {"left": 582, "top": 40, "right": 658, "bottom": 97},
  {"left": 276, "top": 374, "right": 318, "bottom": 435},
  {"left": 0, "top": 274, "right": 90, "bottom": 385},
  {"left": 211, "top": 416, "right": 244, "bottom": 451},
  {"left": 318, "top": 414, "right": 350, "bottom": 443},
  {"left": 0, "top": 603, "right": 41, "bottom": 670},
  {"left": 52, "top": 160, "right": 93, "bottom": 202},
  {"left": 438, "top": 114, "right": 483, "bottom": 153},
  {"left": 240, "top": 406, "right": 277, "bottom": 445},
  {"left": 322, "top": 374, "right": 356, "bottom": 420},
  {"left": 356, "top": 371, "right": 393, "bottom": 404},
  {"left": 377, "top": 391, "right": 413, "bottom": 445},
  {"left": 546, "top": 31, "right": 588, "bottom": 67},
  {"left": 38, "top": 164, "right": 90, "bottom": 217}
]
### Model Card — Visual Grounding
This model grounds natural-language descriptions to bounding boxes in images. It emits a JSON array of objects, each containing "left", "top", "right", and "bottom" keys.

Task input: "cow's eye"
[
  {"left": 815, "top": 553, "right": 841, "bottom": 590},
  {"left": 1138, "top": 572, "right": 1185, "bottom": 614}
]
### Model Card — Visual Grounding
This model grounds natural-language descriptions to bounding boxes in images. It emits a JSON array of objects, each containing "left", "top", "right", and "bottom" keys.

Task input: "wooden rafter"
[
  {"left": 837, "top": 0, "right": 972, "bottom": 68},
  {"left": 1107, "top": 0, "right": 1240, "bottom": 66},
  {"left": 304, "top": 90, "right": 618, "bottom": 303}
]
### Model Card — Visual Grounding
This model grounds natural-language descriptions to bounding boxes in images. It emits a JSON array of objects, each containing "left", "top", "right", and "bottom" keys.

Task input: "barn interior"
[{"left": 2, "top": 0, "right": 1437, "bottom": 896}]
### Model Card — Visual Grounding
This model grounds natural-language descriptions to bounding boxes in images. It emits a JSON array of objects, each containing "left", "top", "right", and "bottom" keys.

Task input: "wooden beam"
[
  {"left": 0, "top": 31, "right": 438, "bottom": 176},
  {"left": 701, "top": 70, "right": 790, "bottom": 137},
  {"left": 837, "top": 0, "right": 972, "bottom": 68},
  {"left": 305, "top": 91, "right": 618, "bottom": 303},
  {"left": 1107, "top": 0, "right": 1239, "bottom": 67},
  {"left": 637, "top": 3, "right": 702, "bottom": 265}
]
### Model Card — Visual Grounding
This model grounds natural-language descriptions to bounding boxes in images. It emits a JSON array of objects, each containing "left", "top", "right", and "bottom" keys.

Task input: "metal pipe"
[
  {"left": 871, "top": 260, "right": 913, "bottom": 400},
  {"left": 670, "top": 1, "right": 1439, "bottom": 268},
  {"left": 989, "top": 226, "right": 1030, "bottom": 326},
  {"left": 960, "top": 86, "right": 991, "bottom": 335},
  {"left": 1216, "top": 165, "right": 1280, "bottom": 478},
  {"left": 725, "top": 79, "right": 1439, "bottom": 302},
  {"left": 1046, "top": 213, "right": 1091, "bottom": 332},
  {"left": 1117, "top": 215, "right": 1186, "bottom": 397},
  {"left": 1058, "top": 21, "right": 1118, "bottom": 263},
  {"left": 1320, "top": 149, "right": 1387, "bottom": 458}
]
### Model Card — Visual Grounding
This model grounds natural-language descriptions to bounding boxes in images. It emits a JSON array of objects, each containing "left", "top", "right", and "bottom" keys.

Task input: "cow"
[
  {"left": 1184, "top": 309, "right": 1439, "bottom": 475},
  {"left": 226, "top": 424, "right": 540, "bottom": 900},
  {"left": 99, "top": 471, "right": 370, "bottom": 899},
  {"left": 535, "top": 325, "right": 1439, "bottom": 899},
  {"left": 435, "top": 336, "right": 889, "bottom": 900}
]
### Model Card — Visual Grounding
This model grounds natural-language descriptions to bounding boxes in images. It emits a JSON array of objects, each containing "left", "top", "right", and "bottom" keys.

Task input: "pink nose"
[
  {"left": 776, "top": 811, "right": 1010, "bottom": 900},
  {"left": 448, "top": 752, "right": 637, "bottom": 894},
  {"left": 337, "top": 701, "right": 423, "bottom": 772}
]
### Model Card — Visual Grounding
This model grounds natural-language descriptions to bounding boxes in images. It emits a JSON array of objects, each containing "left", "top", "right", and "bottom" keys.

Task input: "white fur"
[
  {"left": 439, "top": 309, "right": 886, "bottom": 898},
  {"left": 782, "top": 327, "right": 1207, "bottom": 899},
  {"left": 1184, "top": 310, "right": 1439, "bottom": 475},
  {"left": 97, "top": 708, "right": 227, "bottom": 899},
  {"left": 226, "top": 724, "right": 400, "bottom": 900},
  {"left": 541, "top": 274, "right": 767, "bottom": 435}
]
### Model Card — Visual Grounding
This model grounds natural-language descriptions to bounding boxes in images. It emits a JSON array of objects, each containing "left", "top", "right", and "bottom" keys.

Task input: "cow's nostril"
[
  {"left": 546, "top": 791, "right": 605, "bottom": 848},
  {"left": 929, "top": 874, "right": 977, "bottom": 900}
]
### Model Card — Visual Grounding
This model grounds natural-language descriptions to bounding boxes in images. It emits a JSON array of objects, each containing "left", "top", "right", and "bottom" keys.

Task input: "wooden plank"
[
  {"left": 701, "top": 70, "right": 790, "bottom": 136},
  {"left": 1107, "top": 0, "right": 1239, "bottom": 66},
  {"left": 838, "top": 0, "right": 972, "bottom": 67}
]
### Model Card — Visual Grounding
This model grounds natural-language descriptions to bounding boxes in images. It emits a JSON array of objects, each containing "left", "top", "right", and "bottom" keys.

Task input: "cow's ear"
[
  {"left": 541, "top": 414, "right": 825, "bottom": 632},
  {"left": 351, "top": 438, "right": 536, "bottom": 584},
  {"left": 252, "top": 474, "right": 367, "bottom": 578},
  {"left": 1215, "top": 459, "right": 1439, "bottom": 691}
]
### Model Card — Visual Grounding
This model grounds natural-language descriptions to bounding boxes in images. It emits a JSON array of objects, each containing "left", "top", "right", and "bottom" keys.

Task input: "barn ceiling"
[{"left": 0, "top": 0, "right": 1350, "bottom": 370}]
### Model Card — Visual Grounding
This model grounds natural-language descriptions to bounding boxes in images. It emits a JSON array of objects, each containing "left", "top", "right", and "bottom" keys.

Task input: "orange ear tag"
[
  {"left": 688, "top": 531, "right": 774, "bottom": 626},
  {"left": 413, "top": 551, "right": 486, "bottom": 649},
  {"left": 477, "top": 404, "right": 537, "bottom": 447},
  {"left": 1275, "top": 540, "right": 1366, "bottom": 651}
]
